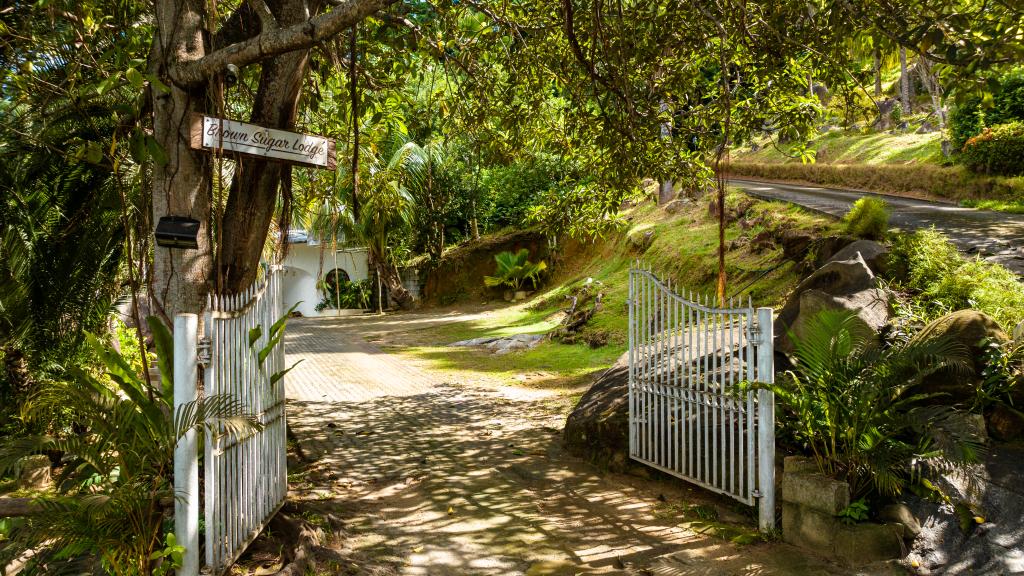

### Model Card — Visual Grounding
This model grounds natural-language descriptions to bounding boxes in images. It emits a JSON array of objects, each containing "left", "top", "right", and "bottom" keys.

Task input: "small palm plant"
[
  {"left": 483, "top": 249, "right": 547, "bottom": 292},
  {"left": 773, "top": 310, "right": 983, "bottom": 500},
  {"left": 0, "top": 317, "right": 261, "bottom": 575}
]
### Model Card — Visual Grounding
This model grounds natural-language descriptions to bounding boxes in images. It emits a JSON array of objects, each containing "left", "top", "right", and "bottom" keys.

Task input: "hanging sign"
[{"left": 190, "top": 114, "right": 336, "bottom": 170}]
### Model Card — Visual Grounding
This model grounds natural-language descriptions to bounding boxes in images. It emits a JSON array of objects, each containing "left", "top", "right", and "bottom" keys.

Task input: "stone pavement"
[{"left": 284, "top": 315, "right": 858, "bottom": 575}]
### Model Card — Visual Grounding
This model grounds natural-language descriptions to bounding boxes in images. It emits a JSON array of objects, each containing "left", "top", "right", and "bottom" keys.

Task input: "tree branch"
[{"left": 173, "top": 0, "right": 397, "bottom": 87}]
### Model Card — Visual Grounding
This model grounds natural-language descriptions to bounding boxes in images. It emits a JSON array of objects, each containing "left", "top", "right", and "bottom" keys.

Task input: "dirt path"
[
  {"left": 284, "top": 315, "right": 860, "bottom": 575},
  {"left": 730, "top": 178, "right": 1024, "bottom": 274}
]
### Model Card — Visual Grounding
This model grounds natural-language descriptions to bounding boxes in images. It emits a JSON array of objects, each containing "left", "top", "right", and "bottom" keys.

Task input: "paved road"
[
  {"left": 730, "top": 179, "right": 1024, "bottom": 274},
  {"left": 283, "top": 315, "right": 853, "bottom": 575}
]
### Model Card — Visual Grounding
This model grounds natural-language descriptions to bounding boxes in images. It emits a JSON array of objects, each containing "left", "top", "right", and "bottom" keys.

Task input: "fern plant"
[
  {"left": 483, "top": 249, "right": 547, "bottom": 291},
  {"left": 772, "top": 310, "right": 983, "bottom": 501},
  {"left": 0, "top": 317, "right": 261, "bottom": 575}
]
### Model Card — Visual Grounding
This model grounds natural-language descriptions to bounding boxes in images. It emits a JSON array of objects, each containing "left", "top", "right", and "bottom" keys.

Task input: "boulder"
[
  {"left": 563, "top": 354, "right": 630, "bottom": 471},
  {"left": 780, "top": 230, "right": 814, "bottom": 262},
  {"left": 913, "top": 310, "right": 1008, "bottom": 404},
  {"left": 662, "top": 198, "right": 691, "bottom": 215},
  {"left": 628, "top": 229, "right": 655, "bottom": 252},
  {"left": 916, "top": 121, "right": 936, "bottom": 134},
  {"left": 776, "top": 255, "right": 892, "bottom": 354},
  {"left": 827, "top": 239, "right": 889, "bottom": 276},
  {"left": 787, "top": 288, "right": 892, "bottom": 351}
]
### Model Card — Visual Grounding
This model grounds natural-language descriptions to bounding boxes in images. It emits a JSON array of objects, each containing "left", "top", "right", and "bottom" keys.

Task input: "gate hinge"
[
  {"left": 197, "top": 336, "right": 211, "bottom": 367},
  {"left": 752, "top": 489, "right": 762, "bottom": 498}
]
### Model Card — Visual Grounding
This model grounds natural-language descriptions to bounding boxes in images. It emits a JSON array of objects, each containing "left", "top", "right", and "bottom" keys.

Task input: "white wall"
[{"left": 281, "top": 244, "right": 369, "bottom": 317}]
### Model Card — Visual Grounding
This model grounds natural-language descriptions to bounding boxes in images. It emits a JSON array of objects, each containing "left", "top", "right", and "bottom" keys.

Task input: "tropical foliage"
[
  {"left": 772, "top": 310, "right": 982, "bottom": 501},
  {"left": 483, "top": 250, "right": 547, "bottom": 292},
  {"left": 0, "top": 318, "right": 260, "bottom": 575}
]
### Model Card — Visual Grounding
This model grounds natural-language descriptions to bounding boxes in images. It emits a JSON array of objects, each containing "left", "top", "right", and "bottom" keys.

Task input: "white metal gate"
[
  {"left": 173, "top": 267, "right": 289, "bottom": 576},
  {"left": 628, "top": 264, "right": 776, "bottom": 529},
  {"left": 202, "top": 267, "right": 288, "bottom": 573}
]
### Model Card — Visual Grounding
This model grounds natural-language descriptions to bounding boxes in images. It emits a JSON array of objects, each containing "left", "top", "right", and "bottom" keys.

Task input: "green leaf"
[
  {"left": 146, "top": 316, "right": 174, "bottom": 403},
  {"left": 126, "top": 68, "right": 144, "bottom": 90},
  {"left": 248, "top": 326, "right": 263, "bottom": 349},
  {"left": 269, "top": 360, "right": 303, "bottom": 386}
]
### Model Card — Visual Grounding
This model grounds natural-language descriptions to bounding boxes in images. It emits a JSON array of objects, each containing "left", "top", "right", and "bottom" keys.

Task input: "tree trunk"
[
  {"left": 899, "top": 47, "right": 911, "bottom": 115},
  {"left": 151, "top": 0, "right": 212, "bottom": 318},
  {"left": 217, "top": 1, "right": 310, "bottom": 294},
  {"left": 873, "top": 47, "right": 882, "bottom": 98},
  {"left": 657, "top": 100, "right": 674, "bottom": 205},
  {"left": 149, "top": 0, "right": 394, "bottom": 317},
  {"left": 368, "top": 250, "right": 414, "bottom": 310}
]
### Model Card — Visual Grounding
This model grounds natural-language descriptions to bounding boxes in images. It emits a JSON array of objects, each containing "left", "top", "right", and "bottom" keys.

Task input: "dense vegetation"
[{"left": 0, "top": 0, "right": 1023, "bottom": 572}]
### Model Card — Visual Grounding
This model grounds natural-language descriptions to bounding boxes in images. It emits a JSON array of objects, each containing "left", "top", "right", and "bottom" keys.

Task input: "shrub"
[
  {"left": 960, "top": 122, "right": 1024, "bottom": 176},
  {"left": 842, "top": 196, "right": 890, "bottom": 240},
  {"left": 770, "top": 310, "right": 981, "bottom": 501},
  {"left": 949, "top": 67, "right": 1024, "bottom": 152},
  {"left": 949, "top": 95, "right": 986, "bottom": 152},
  {"left": 483, "top": 249, "right": 547, "bottom": 291},
  {"left": 887, "top": 229, "right": 1024, "bottom": 329}
]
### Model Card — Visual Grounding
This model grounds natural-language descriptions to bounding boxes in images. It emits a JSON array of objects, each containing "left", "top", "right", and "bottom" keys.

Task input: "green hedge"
[{"left": 961, "top": 122, "right": 1024, "bottom": 177}]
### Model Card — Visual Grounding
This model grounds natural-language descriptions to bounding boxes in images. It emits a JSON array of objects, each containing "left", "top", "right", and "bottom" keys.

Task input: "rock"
[
  {"left": 563, "top": 354, "right": 630, "bottom": 470},
  {"left": 16, "top": 455, "right": 51, "bottom": 490},
  {"left": 917, "top": 121, "right": 936, "bottom": 134},
  {"left": 750, "top": 231, "right": 774, "bottom": 253},
  {"left": 452, "top": 334, "right": 544, "bottom": 355},
  {"left": 827, "top": 239, "right": 890, "bottom": 275},
  {"left": 663, "top": 198, "right": 691, "bottom": 214},
  {"left": 780, "top": 230, "right": 814, "bottom": 262},
  {"left": 628, "top": 229, "right": 655, "bottom": 252},
  {"left": 878, "top": 503, "right": 922, "bottom": 537},
  {"left": 775, "top": 255, "right": 892, "bottom": 354},
  {"left": 988, "top": 403, "right": 1024, "bottom": 441},
  {"left": 906, "top": 443, "right": 1024, "bottom": 574},
  {"left": 912, "top": 310, "right": 1008, "bottom": 404}
]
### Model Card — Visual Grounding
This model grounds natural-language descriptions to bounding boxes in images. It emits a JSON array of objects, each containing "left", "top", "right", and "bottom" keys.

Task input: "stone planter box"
[{"left": 782, "top": 456, "right": 905, "bottom": 566}]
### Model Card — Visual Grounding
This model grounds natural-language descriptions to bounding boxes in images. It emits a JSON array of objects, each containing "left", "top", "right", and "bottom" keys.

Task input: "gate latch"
[{"left": 197, "top": 336, "right": 211, "bottom": 367}]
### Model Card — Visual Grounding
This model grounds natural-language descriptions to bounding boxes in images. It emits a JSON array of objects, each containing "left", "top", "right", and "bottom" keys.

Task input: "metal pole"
[
  {"left": 174, "top": 313, "right": 200, "bottom": 576},
  {"left": 756, "top": 307, "right": 776, "bottom": 531}
]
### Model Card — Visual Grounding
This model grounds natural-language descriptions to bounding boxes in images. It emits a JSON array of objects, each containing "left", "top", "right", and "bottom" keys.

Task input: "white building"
[{"left": 280, "top": 230, "right": 370, "bottom": 317}]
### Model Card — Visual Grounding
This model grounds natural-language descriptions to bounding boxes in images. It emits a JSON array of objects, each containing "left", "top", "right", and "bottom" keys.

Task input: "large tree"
[{"left": 150, "top": 0, "right": 397, "bottom": 317}]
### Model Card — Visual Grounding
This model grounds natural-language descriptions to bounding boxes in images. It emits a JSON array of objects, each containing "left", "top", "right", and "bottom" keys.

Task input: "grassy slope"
[
  {"left": 382, "top": 191, "right": 838, "bottom": 392},
  {"left": 737, "top": 129, "right": 944, "bottom": 165}
]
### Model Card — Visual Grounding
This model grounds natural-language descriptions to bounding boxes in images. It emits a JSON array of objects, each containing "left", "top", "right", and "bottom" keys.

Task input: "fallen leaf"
[
  {"left": 412, "top": 546, "right": 424, "bottom": 553},
  {"left": 447, "top": 505, "right": 455, "bottom": 516}
]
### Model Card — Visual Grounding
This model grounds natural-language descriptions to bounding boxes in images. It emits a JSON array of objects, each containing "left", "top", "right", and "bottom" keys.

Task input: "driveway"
[
  {"left": 730, "top": 178, "right": 1024, "bottom": 274},
  {"left": 283, "top": 314, "right": 859, "bottom": 575}
]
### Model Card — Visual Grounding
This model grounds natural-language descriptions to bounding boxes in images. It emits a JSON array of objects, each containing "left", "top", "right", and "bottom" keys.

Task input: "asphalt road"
[{"left": 730, "top": 178, "right": 1024, "bottom": 274}]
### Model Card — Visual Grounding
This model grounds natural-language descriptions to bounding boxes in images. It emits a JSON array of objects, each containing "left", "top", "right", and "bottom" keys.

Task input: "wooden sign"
[{"left": 190, "top": 114, "right": 336, "bottom": 170}]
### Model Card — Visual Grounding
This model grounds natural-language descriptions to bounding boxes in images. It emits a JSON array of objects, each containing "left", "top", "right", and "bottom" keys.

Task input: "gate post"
[
  {"left": 174, "top": 313, "right": 200, "bottom": 576},
  {"left": 755, "top": 307, "right": 776, "bottom": 532}
]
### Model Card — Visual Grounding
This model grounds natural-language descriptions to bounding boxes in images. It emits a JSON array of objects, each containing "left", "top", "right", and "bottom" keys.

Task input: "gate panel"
[
  {"left": 203, "top": 267, "right": 288, "bottom": 574},
  {"left": 628, "top": 264, "right": 775, "bottom": 529}
]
